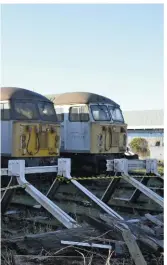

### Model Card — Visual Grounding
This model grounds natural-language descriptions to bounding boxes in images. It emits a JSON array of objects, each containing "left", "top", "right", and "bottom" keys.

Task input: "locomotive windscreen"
[
  {"left": 108, "top": 106, "right": 124, "bottom": 123},
  {"left": 91, "top": 105, "right": 111, "bottom": 121},
  {"left": 13, "top": 100, "right": 57, "bottom": 122},
  {"left": 90, "top": 104, "right": 124, "bottom": 123}
]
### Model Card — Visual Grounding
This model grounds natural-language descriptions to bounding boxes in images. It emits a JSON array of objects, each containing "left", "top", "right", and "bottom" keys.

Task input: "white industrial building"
[{"left": 123, "top": 109, "right": 164, "bottom": 160}]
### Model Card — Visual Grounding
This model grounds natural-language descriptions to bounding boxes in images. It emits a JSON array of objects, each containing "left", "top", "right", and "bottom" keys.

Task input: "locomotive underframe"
[{"left": 60, "top": 152, "right": 138, "bottom": 175}]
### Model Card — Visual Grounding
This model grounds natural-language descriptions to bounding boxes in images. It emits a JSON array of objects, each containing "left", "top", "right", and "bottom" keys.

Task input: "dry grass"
[
  {"left": 1, "top": 221, "right": 164, "bottom": 265},
  {"left": 1, "top": 247, "right": 164, "bottom": 265},
  {"left": 1, "top": 247, "right": 16, "bottom": 265},
  {"left": 1, "top": 216, "right": 164, "bottom": 265}
]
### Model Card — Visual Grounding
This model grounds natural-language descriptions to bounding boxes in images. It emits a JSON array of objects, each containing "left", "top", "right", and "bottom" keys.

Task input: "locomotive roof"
[
  {"left": 46, "top": 92, "right": 119, "bottom": 107},
  {"left": 0, "top": 87, "right": 51, "bottom": 102}
]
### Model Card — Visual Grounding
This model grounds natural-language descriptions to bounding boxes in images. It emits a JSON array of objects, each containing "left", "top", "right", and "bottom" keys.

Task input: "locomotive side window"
[
  {"left": 38, "top": 102, "right": 57, "bottom": 121},
  {"left": 14, "top": 102, "right": 38, "bottom": 120},
  {"left": 69, "top": 107, "right": 80, "bottom": 121},
  {"left": 108, "top": 106, "right": 124, "bottom": 122},
  {"left": 80, "top": 106, "right": 89, "bottom": 121},
  {"left": 69, "top": 106, "right": 89, "bottom": 122},
  {"left": 0, "top": 103, "right": 3, "bottom": 118},
  {"left": 0, "top": 102, "right": 10, "bottom": 120},
  {"left": 91, "top": 105, "right": 110, "bottom": 121},
  {"left": 55, "top": 107, "right": 64, "bottom": 122},
  {"left": 0, "top": 103, "right": 3, "bottom": 119}
]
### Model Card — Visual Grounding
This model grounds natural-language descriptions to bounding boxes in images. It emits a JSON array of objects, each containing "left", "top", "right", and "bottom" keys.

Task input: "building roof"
[
  {"left": 123, "top": 109, "right": 164, "bottom": 129},
  {"left": 46, "top": 92, "right": 119, "bottom": 107},
  {"left": 0, "top": 87, "right": 51, "bottom": 102}
]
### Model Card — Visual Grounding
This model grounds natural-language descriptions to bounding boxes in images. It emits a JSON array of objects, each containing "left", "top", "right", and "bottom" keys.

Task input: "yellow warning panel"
[
  {"left": 90, "top": 123, "right": 127, "bottom": 154},
  {"left": 12, "top": 121, "right": 60, "bottom": 157}
]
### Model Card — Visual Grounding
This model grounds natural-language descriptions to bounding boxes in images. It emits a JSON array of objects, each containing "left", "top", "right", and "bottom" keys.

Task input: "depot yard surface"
[{"left": 1, "top": 201, "right": 164, "bottom": 265}]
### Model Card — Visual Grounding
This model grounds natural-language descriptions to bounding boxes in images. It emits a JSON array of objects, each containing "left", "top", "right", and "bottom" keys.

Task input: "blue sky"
[{"left": 1, "top": 4, "right": 164, "bottom": 111}]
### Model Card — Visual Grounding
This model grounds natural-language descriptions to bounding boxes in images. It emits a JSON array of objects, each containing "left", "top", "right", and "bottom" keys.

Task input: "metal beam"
[
  {"left": 58, "top": 158, "right": 125, "bottom": 221},
  {"left": 64, "top": 173, "right": 124, "bottom": 221},
  {"left": 107, "top": 158, "right": 161, "bottom": 176},
  {"left": 1, "top": 168, "right": 8, "bottom": 176},
  {"left": 45, "top": 178, "right": 61, "bottom": 199},
  {"left": 8, "top": 160, "right": 79, "bottom": 229},
  {"left": 121, "top": 174, "right": 164, "bottom": 208},
  {"left": 129, "top": 177, "right": 150, "bottom": 203},
  {"left": 101, "top": 178, "right": 121, "bottom": 203},
  {"left": 1, "top": 166, "right": 58, "bottom": 177},
  {"left": 61, "top": 240, "right": 113, "bottom": 250},
  {"left": 1, "top": 176, "right": 17, "bottom": 213},
  {"left": 25, "top": 165, "right": 58, "bottom": 174}
]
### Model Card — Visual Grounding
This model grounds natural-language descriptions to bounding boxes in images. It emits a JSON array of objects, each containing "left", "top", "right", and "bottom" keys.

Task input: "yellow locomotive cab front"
[
  {"left": 1, "top": 87, "right": 61, "bottom": 165},
  {"left": 12, "top": 121, "right": 60, "bottom": 157},
  {"left": 90, "top": 123, "right": 127, "bottom": 154}
]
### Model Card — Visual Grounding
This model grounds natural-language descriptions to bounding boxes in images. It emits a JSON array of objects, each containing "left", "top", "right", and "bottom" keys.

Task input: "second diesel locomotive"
[{"left": 46, "top": 92, "right": 136, "bottom": 174}]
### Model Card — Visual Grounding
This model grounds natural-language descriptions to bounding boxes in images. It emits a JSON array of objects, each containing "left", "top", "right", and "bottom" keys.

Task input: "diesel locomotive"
[
  {"left": 1, "top": 87, "right": 61, "bottom": 168},
  {"left": 46, "top": 92, "right": 136, "bottom": 174}
]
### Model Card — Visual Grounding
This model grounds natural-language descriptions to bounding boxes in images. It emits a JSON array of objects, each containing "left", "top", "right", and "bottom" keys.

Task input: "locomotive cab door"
[{"left": 63, "top": 105, "right": 90, "bottom": 152}]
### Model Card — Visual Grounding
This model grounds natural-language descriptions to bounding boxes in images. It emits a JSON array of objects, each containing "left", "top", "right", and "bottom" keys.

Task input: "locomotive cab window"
[
  {"left": 0, "top": 102, "right": 10, "bottom": 120},
  {"left": 38, "top": 102, "right": 57, "bottom": 121},
  {"left": 108, "top": 106, "right": 124, "bottom": 123},
  {"left": 91, "top": 105, "right": 110, "bottom": 121},
  {"left": 13, "top": 101, "right": 38, "bottom": 120},
  {"left": 55, "top": 107, "right": 64, "bottom": 122},
  {"left": 69, "top": 106, "right": 89, "bottom": 122}
]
